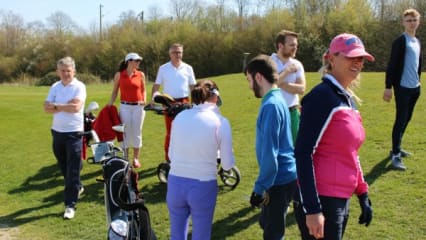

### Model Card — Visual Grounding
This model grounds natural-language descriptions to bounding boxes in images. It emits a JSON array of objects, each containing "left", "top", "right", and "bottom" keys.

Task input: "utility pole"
[
  {"left": 138, "top": 11, "right": 144, "bottom": 22},
  {"left": 138, "top": 11, "right": 144, "bottom": 33},
  {"left": 99, "top": 4, "right": 103, "bottom": 41}
]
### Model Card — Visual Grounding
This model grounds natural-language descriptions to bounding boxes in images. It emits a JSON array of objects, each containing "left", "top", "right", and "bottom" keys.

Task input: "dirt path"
[{"left": 0, "top": 224, "right": 19, "bottom": 240}]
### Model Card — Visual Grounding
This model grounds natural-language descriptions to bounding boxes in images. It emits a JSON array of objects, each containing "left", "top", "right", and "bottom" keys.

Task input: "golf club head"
[
  {"left": 85, "top": 101, "right": 99, "bottom": 114},
  {"left": 112, "top": 124, "right": 125, "bottom": 133}
]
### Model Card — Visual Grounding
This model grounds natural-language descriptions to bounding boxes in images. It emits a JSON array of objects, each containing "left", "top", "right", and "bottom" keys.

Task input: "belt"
[
  {"left": 289, "top": 105, "right": 299, "bottom": 111},
  {"left": 121, "top": 101, "right": 144, "bottom": 105}
]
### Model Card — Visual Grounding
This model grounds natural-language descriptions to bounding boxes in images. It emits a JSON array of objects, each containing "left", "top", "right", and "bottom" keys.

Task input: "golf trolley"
[
  {"left": 83, "top": 103, "right": 156, "bottom": 240},
  {"left": 145, "top": 94, "right": 241, "bottom": 189}
]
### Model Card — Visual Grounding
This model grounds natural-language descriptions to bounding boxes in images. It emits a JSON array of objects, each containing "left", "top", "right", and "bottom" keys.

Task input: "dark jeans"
[
  {"left": 294, "top": 195, "right": 349, "bottom": 240},
  {"left": 51, "top": 129, "right": 83, "bottom": 208},
  {"left": 259, "top": 180, "right": 297, "bottom": 240},
  {"left": 392, "top": 86, "right": 420, "bottom": 154}
]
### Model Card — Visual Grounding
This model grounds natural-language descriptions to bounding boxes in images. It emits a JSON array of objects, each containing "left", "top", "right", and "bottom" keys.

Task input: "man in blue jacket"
[
  {"left": 244, "top": 54, "right": 297, "bottom": 239},
  {"left": 383, "top": 8, "right": 422, "bottom": 171}
]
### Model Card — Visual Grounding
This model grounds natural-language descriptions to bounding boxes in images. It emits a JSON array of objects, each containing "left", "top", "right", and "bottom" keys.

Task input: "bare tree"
[
  {"left": 0, "top": 10, "right": 26, "bottom": 55},
  {"left": 147, "top": 5, "right": 164, "bottom": 20},
  {"left": 234, "top": 0, "right": 251, "bottom": 18},
  {"left": 27, "top": 21, "right": 46, "bottom": 37},
  {"left": 46, "top": 11, "right": 78, "bottom": 36},
  {"left": 170, "top": 0, "right": 198, "bottom": 21}
]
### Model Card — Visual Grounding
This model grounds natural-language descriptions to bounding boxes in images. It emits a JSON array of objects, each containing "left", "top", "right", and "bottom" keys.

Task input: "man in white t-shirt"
[
  {"left": 150, "top": 43, "right": 196, "bottom": 162},
  {"left": 271, "top": 30, "right": 306, "bottom": 144},
  {"left": 44, "top": 56, "right": 86, "bottom": 220}
]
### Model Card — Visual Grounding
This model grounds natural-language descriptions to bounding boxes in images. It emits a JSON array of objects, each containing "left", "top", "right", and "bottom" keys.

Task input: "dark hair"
[
  {"left": 244, "top": 54, "right": 278, "bottom": 84},
  {"left": 191, "top": 79, "right": 219, "bottom": 105},
  {"left": 275, "top": 30, "right": 298, "bottom": 50},
  {"left": 118, "top": 60, "right": 128, "bottom": 72}
]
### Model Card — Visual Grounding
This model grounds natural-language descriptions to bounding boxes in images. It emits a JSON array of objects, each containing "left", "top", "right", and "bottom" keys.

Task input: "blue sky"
[{"left": 1, "top": 0, "right": 174, "bottom": 30}]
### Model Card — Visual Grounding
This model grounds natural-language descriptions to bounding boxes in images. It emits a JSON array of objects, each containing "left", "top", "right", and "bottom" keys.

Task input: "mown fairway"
[{"left": 0, "top": 72, "right": 425, "bottom": 239}]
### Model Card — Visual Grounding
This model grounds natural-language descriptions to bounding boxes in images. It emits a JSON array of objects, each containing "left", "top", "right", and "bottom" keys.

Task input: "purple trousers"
[{"left": 166, "top": 174, "right": 217, "bottom": 240}]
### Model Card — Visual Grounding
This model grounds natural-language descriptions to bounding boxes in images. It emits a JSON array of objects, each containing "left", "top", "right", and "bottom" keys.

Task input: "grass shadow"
[
  {"left": 0, "top": 202, "right": 60, "bottom": 228},
  {"left": 4, "top": 162, "right": 110, "bottom": 227},
  {"left": 136, "top": 166, "right": 158, "bottom": 180},
  {"left": 211, "top": 206, "right": 259, "bottom": 238},
  {"left": 8, "top": 164, "right": 62, "bottom": 195},
  {"left": 210, "top": 205, "right": 298, "bottom": 238},
  {"left": 364, "top": 155, "right": 393, "bottom": 186},
  {"left": 139, "top": 181, "right": 168, "bottom": 205}
]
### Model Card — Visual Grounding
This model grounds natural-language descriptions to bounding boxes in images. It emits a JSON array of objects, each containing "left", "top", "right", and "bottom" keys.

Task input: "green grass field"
[{"left": 1, "top": 72, "right": 425, "bottom": 239}]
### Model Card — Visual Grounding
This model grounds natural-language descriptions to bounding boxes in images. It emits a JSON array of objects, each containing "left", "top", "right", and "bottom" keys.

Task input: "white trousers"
[{"left": 119, "top": 104, "right": 145, "bottom": 148}]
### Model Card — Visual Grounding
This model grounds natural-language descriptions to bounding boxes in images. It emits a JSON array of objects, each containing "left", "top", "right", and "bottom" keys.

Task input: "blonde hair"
[
  {"left": 403, "top": 8, "right": 420, "bottom": 18},
  {"left": 319, "top": 52, "right": 362, "bottom": 104}
]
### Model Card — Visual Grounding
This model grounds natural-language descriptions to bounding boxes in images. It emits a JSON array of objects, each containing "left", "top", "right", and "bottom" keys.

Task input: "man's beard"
[
  {"left": 253, "top": 78, "right": 262, "bottom": 98},
  {"left": 280, "top": 50, "right": 295, "bottom": 59}
]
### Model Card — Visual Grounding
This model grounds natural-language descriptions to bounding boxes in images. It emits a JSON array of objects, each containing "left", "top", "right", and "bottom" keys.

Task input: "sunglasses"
[{"left": 131, "top": 59, "right": 141, "bottom": 62}]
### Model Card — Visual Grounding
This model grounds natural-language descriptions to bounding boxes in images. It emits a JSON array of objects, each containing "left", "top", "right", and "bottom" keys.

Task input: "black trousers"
[
  {"left": 294, "top": 195, "right": 350, "bottom": 240},
  {"left": 51, "top": 130, "right": 83, "bottom": 208},
  {"left": 392, "top": 86, "right": 420, "bottom": 154},
  {"left": 259, "top": 180, "right": 297, "bottom": 240}
]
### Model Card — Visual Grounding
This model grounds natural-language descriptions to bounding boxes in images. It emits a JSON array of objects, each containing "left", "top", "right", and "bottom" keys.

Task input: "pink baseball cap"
[{"left": 327, "top": 33, "right": 375, "bottom": 61}]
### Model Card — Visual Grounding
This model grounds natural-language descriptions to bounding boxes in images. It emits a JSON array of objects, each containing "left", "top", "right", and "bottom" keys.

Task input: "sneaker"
[
  {"left": 400, "top": 149, "right": 412, "bottom": 158},
  {"left": 63, "top": 207, "right": 75, "bottom": 219},
  {"left": 389, "top": 150, "right": 412, "bottom": 158},
  {"left": 133, "top": 159, "right": 141, "bottom": 168},
  {"left": 391, "top": 154, "right": 406, "bottom": 171},
  {"left": 78, "top": 186, "right": 84, "bottom": 198}
]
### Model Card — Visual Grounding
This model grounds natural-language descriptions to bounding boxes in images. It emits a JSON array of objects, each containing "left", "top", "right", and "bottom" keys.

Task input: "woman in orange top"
[{"left": 108, "top": 53, "right": 146, "bottom": 168}]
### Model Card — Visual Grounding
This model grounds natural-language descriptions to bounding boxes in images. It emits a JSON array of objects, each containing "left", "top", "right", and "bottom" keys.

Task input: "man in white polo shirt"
[
  {"left": 44, "top": 56, "right": 86, "bottom": 219},
  {"left": 150, "top": 43, "right": 196, "bottom": 162}
]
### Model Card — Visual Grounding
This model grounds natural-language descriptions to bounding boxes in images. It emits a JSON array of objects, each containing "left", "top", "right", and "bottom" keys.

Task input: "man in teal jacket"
[{"left": 244, "top": 54, "right": 297, "bottom": 240}]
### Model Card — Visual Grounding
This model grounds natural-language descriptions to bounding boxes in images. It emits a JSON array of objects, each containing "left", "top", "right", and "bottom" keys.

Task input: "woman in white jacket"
[{"left": 166, "top": 79, "right": 235, "bottom": 240}]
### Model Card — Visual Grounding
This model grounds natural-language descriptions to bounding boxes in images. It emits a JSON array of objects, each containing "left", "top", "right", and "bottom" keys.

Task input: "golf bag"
[{"left": 103, "top": 156, "right": 156, "bottom": 240}]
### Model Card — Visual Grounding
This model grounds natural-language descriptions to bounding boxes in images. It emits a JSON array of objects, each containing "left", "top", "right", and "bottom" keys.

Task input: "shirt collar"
[
  {"left": 193, "top": 102, "right": 217, "bottom": 110},
  {"left": 261, "top": 87, "right": 281, "bottom": 104},
  {"left": 324, "top": 74, "right": 352, "bottom": 97}
]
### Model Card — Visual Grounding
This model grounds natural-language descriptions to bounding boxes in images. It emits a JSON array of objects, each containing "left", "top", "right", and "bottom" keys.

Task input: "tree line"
[{"left": 0, "top": 0, "right": 425, "bottom": 84}]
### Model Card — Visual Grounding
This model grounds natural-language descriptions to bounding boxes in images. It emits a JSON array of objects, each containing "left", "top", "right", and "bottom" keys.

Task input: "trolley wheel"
[
  {"left": 157, "top": 162, "right": 170, "bottom": 183},
  {"left": 218, "top": 166, "right": 241, "bottom": 189}
]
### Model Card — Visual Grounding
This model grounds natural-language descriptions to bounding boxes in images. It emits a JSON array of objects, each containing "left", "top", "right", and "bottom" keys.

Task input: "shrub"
[
  {"left": 76, "top": 72, "right": 102, "bottom": 84},
  {"left": 0, "top": 56, "right": 19, "bottom": 83},
  {"left": 36, "top": 72, "right": 58, "bottom": 86},
  {"left": 36, "top": 72, "right": 102, "bottom": 86}
]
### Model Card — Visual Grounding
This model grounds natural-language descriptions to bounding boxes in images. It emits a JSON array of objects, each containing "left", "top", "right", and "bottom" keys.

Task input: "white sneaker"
[{"left": 63, "top": 207, "right": 75, "bottom": 219}]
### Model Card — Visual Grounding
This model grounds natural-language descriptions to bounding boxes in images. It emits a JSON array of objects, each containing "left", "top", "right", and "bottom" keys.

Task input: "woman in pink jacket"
[{"left": 294, "top": 33, "right": 374, "bottom": 240}]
